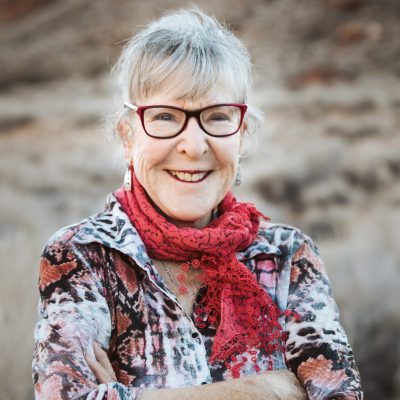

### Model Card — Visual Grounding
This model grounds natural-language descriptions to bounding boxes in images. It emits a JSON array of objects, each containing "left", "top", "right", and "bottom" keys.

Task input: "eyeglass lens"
[{"left": 143, "top": 106, "right": 242, "bottom": 137}]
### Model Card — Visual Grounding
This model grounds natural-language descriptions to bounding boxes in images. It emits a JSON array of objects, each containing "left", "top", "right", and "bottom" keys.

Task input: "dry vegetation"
[{"left": 0, "top": 1, "right": 399, "bottom": 399}]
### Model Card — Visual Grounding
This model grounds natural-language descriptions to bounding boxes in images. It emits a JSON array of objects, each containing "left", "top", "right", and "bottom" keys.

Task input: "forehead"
[
  {"left": 140, "top": 82, "right": 237, "bottom": 108},
  {"left": 135, "top": 60, "right": 240, "bottom": 105}
]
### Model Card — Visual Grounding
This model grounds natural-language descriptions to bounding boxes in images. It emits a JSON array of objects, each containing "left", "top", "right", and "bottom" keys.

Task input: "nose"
[{"left": 175, "top": 117, "right": 209, "bottom": 159}]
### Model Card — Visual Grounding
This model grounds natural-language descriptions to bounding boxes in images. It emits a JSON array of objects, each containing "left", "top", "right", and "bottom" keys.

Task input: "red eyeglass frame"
[{"left": 123, "top": 101, "right": 248, "bottom": 139}]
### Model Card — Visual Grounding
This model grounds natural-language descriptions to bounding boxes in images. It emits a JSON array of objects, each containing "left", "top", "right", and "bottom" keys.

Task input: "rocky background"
[{"left": 0, "top": 0, "right": 399, "bottom": 399}]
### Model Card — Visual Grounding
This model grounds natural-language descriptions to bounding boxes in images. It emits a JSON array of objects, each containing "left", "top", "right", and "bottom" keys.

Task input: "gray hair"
[{"left": 111, "top": 7, "right": 263, "bottom": 151}]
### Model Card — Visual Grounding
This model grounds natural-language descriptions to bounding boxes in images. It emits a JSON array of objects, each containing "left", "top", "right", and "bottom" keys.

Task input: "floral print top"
[{"left": 32, "top": 193, "right": 363, "bottom": 399}]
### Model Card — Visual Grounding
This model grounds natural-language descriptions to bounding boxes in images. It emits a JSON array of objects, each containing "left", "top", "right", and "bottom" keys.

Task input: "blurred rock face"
[{"left": 0, "top": 1, "right": 399, "bottom": 400}]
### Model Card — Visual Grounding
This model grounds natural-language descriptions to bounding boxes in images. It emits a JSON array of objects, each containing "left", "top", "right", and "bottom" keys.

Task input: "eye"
[
  {"left": 153, "top": 112, "right": 176, "bottom": 121},
  {"left": 208, "top": 113, "right": 230, "bottom": 122}
]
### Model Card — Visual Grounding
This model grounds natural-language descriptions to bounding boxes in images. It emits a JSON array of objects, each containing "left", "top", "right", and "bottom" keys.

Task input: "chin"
[{"left": 165, "top": 207, "right": 213, "bottom": 228}]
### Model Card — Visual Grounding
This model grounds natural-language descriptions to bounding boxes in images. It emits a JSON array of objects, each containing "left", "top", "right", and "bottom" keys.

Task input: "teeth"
[{"left": 169, "top": 170, "right": 208, "bottom": 182}]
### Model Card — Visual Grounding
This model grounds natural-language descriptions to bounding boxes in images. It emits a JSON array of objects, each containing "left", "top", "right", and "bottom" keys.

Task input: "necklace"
[{"left": 161, "top": 260, "right": 200, "bottom": 297}]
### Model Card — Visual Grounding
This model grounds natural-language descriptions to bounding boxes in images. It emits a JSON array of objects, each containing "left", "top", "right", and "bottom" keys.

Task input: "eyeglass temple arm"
[{"left": 124, "top": 101, "right": 138, "bottom": 112}]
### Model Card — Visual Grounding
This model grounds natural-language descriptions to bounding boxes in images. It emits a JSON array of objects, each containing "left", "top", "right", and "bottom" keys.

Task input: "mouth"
[{"left": 167, "top": 170, "right": 211, "bottom": 183}]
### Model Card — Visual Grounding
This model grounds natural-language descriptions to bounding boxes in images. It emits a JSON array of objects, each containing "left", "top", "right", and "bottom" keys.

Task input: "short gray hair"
[{"left": 112, "top": 7, "right": 263, "bottom": 149}]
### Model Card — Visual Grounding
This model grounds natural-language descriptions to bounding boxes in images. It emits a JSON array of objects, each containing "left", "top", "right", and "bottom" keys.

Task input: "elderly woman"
[{"left": 32, "top": 8, "right": 363, "bottom": 400}]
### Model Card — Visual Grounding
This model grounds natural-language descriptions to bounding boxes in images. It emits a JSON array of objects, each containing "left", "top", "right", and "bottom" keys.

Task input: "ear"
[
  {"left": 117, "top": 115, "right": 134, "bottom": 159},
  {"left": 239, "top": 120, "right": 248, "bottom": 155}
]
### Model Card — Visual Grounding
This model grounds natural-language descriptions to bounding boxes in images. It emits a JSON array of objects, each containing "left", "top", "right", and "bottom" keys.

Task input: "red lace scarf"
[{"left": 115, "top": 173, "right": 285, "bottom": 375}]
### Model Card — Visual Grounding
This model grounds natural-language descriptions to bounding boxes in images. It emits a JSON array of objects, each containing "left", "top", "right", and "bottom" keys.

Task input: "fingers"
[
  {"left": 85, "top": 342, "right": 117, "bottom": 384},
  {"left": 85, "top": 353, "right": 114, "bottom": 384},
  {"left": 93, "top": 342, "right": 117, "bottom": 380}
]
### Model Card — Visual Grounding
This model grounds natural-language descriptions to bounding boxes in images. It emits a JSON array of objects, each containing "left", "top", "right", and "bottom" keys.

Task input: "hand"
[
  {"left": 140, "top": 370, "right": 307, "bottom": 400},
  {"left": 85, "top": 342, "right": 117, "bottom": 384}
]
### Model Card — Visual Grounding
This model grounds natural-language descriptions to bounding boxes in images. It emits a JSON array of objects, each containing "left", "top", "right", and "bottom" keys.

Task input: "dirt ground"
[{"left": 0, "top": 1, "right": 399, "bottom": 399}]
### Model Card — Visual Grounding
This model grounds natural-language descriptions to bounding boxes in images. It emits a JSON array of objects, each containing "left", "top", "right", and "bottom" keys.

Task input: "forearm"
[
  {"left": 140, "top": 370, "right": 307, "bottom": 400},
  {"left": 285, "top": 239, "right": 363, "bottom": 400}
]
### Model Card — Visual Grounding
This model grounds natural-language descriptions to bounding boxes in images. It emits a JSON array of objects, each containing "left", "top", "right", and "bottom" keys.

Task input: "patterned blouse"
[{"left": 32, "top": 194, "right": 363, "bottom": 399}]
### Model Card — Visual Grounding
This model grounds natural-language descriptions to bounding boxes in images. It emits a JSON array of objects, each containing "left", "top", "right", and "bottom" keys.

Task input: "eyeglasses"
[{"left": 123, "top": 101, "right": 247, "bottom": 139}]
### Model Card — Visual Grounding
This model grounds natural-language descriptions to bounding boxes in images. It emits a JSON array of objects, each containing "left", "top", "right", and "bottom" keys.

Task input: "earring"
[
  {"left": 235, "top": 158, "right": 242, "bottom": 186},
  {"left": 123, "top": 159, "right": 133, "bottom": 191}
]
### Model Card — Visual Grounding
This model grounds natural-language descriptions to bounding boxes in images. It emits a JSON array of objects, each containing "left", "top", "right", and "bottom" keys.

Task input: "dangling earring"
[
  {"left": 123, "top": 159, "right": 133, "bottom": 191},
  {"left": 235, "top": 157, "right": 242, "bottom": 186}
]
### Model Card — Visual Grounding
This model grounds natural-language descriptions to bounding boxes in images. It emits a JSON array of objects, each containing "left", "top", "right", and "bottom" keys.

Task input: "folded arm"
[
  {"left": 33, "top": 236, "right": 142, "bottom": 399},
  {"left": 284, "top": 237, "right": 363, "bottom": 400},
  {"left": 34, "top": 234, "right": 307, "bottom": 400},
  {"left": 88, "top": 344, "right": 306, "bottom": 400}
]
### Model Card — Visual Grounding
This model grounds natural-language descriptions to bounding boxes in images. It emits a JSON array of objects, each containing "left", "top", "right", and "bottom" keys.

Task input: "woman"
[{"left": 32, "top": 8, "right": 363, "bottom": 400}]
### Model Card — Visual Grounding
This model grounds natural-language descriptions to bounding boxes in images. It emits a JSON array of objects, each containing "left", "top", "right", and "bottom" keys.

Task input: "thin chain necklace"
[{"left": 161, "top": 260, "right": 198, "bottom": 297}]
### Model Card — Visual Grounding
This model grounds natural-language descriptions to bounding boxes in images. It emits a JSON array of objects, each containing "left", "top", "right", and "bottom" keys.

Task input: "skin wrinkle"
[{"left": 119, "top": 86, "right": 243, "bottom": 229}]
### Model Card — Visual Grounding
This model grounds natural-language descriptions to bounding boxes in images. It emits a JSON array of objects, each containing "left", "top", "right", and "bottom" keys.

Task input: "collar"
[
  {"left": 73, "top": 193, "right": 283, "bottom": 277},
  {"left": 73, "top": 193, "right": 156, "bottom": 270},
  {"left": 73, "top": 193, "right": 306, "bottom": 317}
]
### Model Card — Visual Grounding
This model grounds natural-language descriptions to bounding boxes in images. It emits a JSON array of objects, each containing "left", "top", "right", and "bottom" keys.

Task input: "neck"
[
  {"left": 147, "top": 195, "right": 214, "bottom": 228},
  {"left": 169, "top": 212, "right": 212, "bottom": 229}
]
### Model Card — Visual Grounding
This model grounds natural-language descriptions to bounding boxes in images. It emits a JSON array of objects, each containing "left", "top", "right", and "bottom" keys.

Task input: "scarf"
[{"left": 115, "top": 173, "right": 284, "bottom": 373}]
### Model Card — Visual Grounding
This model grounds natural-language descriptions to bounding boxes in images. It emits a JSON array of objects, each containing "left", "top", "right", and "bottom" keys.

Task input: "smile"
[{"left": 167, "top": 170, "right": 210, "bottom": 183}]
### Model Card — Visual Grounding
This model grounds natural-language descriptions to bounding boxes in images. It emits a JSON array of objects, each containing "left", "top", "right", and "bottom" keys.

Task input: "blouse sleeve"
[
  {"left": 284, "top": 237, "right": 363, "bottom": 400},
  {"left": 32, "top": 235, "right": 142, "bottom": 400}
]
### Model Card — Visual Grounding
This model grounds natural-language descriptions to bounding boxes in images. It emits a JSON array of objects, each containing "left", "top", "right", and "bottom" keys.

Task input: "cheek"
[
  {"left": 130, "top": 140, "right": 146, "bottom": 171},
  {"left": 130, "top": 136, "right": 170, "bottom": 182},
  {"left": 130, "top": 126, "right": 152, "bottom": 163},
  {"left": 216, "top": 139, "right": 241, "bottom": 173},
  {"left": 132, "top": 150, "right": 164, "bottom": 198}
]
